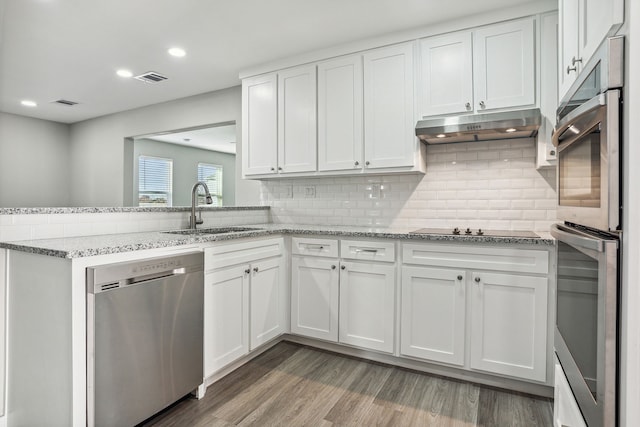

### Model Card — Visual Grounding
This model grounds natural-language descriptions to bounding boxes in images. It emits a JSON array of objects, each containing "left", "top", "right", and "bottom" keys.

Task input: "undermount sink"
[{"left": 162, "top": 226, "right": 263, "bottom": 235}]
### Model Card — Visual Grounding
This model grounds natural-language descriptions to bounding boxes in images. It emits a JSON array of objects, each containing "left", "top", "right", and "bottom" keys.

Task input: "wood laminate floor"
[{"left": 141, "top": 342, "right": 553, "bottom": 427}]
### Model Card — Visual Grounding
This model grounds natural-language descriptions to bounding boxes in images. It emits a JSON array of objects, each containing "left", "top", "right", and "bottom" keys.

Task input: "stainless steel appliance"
[
  {"left": 553, "top": 36, "right": 623, "bottom": 233},
  {"left": 86, "top": 252, "right": 204, "bottom": 427},
  {"left": 552, "top": 35, "right": 623, "bottom": 427},
  {"left": 415, "top": 108, "right": 541, "bottom": 144}
]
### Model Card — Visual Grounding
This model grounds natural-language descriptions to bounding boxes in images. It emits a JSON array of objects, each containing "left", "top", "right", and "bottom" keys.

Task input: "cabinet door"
[
  {"left": 242, "top": 73, "right": 278, "bottom": 176},
  {"left": 401, "top": 266, "right": 466, "bottom": 366},
  {"left": 473, "top": 18, "right": 535, "bottom": 112},
  {"left": 204, "top": 264, "right": 249, "bottom": 377},
  {"left": 291, "top": 257, "right": 339, "bottom": 341},
  {"left": 317, "top": 54, "right": 363, "bottom": 171},
  {"left": 469, "top": 271, "right": 548, "bottom": 382},
  {"left": 339, "top": 261, "right": 395, "bottom": 353},
  {"left": 579, "top": 0, "right": 624, "bottom": 71},
  {"left": 363, "top": 43, "right": 416, "bottom": 169},
  {"left": 250, "top": 257, "right": 284, "bottom": 349},
  {"left": 418, "top": 32, "right": 473, "bottom": 117},
  {"left": 554, "top": 360, "right": 587, "bottom": 427},
  {"left": 278, "top": 65, "right": 317, "bottom": 173},
  {"left": 559, "top": 0, "right": 580, "bottom": 99}
]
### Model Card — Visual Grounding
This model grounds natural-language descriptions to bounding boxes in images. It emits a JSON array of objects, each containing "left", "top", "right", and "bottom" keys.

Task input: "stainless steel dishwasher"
[{"left": 86, "top": 251, "right": 204, "bottom": 427}]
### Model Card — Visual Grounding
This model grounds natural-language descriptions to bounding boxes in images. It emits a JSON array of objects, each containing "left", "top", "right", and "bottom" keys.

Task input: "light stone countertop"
[
  {"left": 0, "top": 223, "right": 554, "bottom": 259},
  {"left": 0, "top": 206, "right": 269, "bottom": 215}
]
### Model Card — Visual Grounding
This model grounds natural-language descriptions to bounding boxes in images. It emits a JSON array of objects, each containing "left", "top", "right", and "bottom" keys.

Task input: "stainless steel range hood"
[{"left": 415, "top": 108, "right": 541, "bottom": 144}]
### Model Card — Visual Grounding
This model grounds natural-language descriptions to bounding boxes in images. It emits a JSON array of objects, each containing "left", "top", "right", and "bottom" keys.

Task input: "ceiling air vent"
[
  {"left": 134, "top": 71, "right": 168, "bottom": 84},
  {"left": 53, "top": 99, "right": 79, "bottom": 106}
]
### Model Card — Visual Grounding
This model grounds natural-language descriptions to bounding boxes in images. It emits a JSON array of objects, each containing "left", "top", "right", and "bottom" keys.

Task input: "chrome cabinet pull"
[
  {"left": 479, "top": 101, "right": 485, "bottom": 109},
  {"left": 567, "top": 65, "right": 577, "bottom": 74},
  {"left": 354, "top": 161, "right": 360, "bottom": 166},
  {"left": 365, "top": 161, "right": 370, "bottom": 166},
  {"left": 354, "top": 248, "right": 378, "bottom": 254},
  {"left": 278, "top": 166, "right": 283, "bottom": 171},
  {"left": 465, "top": 102, "right": 471, "bottom": 110},
  {"left": 253, "top": 266, "right": 259, "bottom": 273},
  {"left": 245, "top": 268, "right": 251, "bottom": 274},
  {"left": 457, "top": 275, "right": 463, "bottom": 281},
  {"left": 572, "top": 56, "right": 583, "bottom": 66},
  {"left": 270, "top": 167, "right": 275, "bottom": 172},
  {"left": 341, "top": 265, "right": 346, "bottom": 270},
  {"left": 474, "top": 277, "right": 481, "bottom": 283},
  {"left": 304, "top": 244, "right": 325, "bottom": 250},
  {"left": 331, "top": 265, "right": 336, "bottom": 270}
]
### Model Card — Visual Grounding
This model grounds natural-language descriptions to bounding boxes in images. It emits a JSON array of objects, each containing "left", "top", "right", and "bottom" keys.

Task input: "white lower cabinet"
[
  {"left": 339, "top": 261, "right": 395, "bottom": 353},
  {"left": 291, "top": 237, "right": 396, "bottom": 353},
  {"left": 554, "top": 358, "right": 587, "bottom": 427},
  {"left": 469, "top": 271, "right": 548, "bottom": 382},
  {"left": 290, "top": 256, "right": 339, "bottom": 341},
  {"left": 400, "top": 242, "right": 551, "bottom": 383},
  {"left": 204, "top": 238, "right": 285, "bottom": 378},
  {"left": 401, "top": 266, "right": 466, "bottom": 366}
]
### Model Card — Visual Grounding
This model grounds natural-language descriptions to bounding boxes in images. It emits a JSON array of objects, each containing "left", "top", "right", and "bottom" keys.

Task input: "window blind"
[
  {"left": 197, "top": 163, "right": 223, "bottom": 206},
  {"left": 138, "top": 156, "right": 173, "bottom": 206}
]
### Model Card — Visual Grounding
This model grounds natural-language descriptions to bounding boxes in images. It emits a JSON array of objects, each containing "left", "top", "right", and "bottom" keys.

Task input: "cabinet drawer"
[
  {"left": 340, "top": 240, "right": 395, "bottom": 262},
  {"left": 205, "top": 238, "right": 283, "bottom": 271},
  {"left": 402, "top": 243, "right": 548, "bottom": 274},
  {"left": 292, "top": 237, "right": 338, "bottom": 258}
]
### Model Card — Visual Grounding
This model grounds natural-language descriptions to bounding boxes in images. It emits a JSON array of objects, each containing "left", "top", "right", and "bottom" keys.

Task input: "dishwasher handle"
[{"left": 127, "top": 268, "right": 187, "bottom": 285}]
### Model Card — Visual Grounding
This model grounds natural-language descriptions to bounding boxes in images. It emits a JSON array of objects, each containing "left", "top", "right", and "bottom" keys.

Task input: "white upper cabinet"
[
  {"left": 559, "top": 0, "right": 624, "bottom": 99},
  {"left": 277, "top": 65, "right": 317, "bottom": 173},
  {"left": 363, "top": 43, "right": 416, "bottom": 169},
  {"left": 317, "top": 54, "right": 364, "bottom": 172},
  {"left": 242, "top": 73, "right": 278, "bottom": 176},
  {"left": 418, "top": 17, "right": 535, "bottom": 118},
  {"left": 473, "top": 18, "right": 535, "bottom": 112},
  {"left": 419, "top": 32, "right": 473, "bottom": 117}
]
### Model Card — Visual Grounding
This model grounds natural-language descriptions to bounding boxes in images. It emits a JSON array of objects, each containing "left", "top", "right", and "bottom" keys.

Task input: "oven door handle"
[
  {"left": 552, "top": 93, "right": 605, "bottom": 148},
  {"left": 550, "top": 223, "right": 605, "bottom": 252}
]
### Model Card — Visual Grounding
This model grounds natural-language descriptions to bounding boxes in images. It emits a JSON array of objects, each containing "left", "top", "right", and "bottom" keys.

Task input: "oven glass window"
[
  {"left": 556, "top": 241, "right": 599, "bottom": 400},
  {"left": 558, "top": 128, "right": 601, "bottom": 208}
]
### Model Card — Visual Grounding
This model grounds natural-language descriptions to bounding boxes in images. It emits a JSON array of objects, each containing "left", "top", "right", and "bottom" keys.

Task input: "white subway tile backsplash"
[{"left": 261, "top": 138, "right": 557, "bottom": 232}]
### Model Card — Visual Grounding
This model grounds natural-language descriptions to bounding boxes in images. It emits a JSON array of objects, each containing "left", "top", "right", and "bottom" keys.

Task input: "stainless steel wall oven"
[{"left": 551, "top": 36, "right": 623, "bottom": 427}]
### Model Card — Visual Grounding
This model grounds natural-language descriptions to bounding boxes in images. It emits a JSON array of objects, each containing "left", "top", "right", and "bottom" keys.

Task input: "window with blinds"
[
  {"left": 197, "top": 163, "right": 223, "bottom": 206},
  {"left": 138, "top": 156, "right": 173, "bottom": 206}
]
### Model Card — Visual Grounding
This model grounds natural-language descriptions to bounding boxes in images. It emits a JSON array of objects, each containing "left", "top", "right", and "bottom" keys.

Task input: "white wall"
[
  {"left": 262, "top": 138, "right": 556, "bottom": 232},
  {"left": 133, "top": 138, "right": 236, "bottom": 206},
  {"left": 68, "top": 86, "right": 261, "bottom": 207},
  {"left": 0, "top": 112, "right": 71, "bottom": 207}
]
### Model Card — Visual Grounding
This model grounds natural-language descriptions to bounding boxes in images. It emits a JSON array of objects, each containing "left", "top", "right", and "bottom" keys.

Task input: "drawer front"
[
  {"left": 402, "top": 243, "right": 548, "bottom": 274},
  {"left": 205, "top": 238, "right": 283, "bottom": 271},
  {"left": 340, "top": 239, "right": 395, "bottom": 263},
  {"left": 291, "top": 237, "right": 339, "bottom": 258}
]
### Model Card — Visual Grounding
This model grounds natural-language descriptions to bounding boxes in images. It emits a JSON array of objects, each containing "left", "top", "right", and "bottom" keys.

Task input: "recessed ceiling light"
[
  {"left": 505, "top": 128, "right": 517, "bottom": 133},
  {"left": 436, "top": 134, "right": 446, "bottom": 138},
  {"left": 168, "top": 47, "right": 186, "bottom": 57},
  {"left": 116, "top": 69, "right": 133, "bottom": 78},
  {"left": 21, "top": 100, "right": 37, "bottom": 107}
]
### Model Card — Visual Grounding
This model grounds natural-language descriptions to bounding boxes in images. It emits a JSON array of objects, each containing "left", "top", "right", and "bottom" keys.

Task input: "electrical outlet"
[{"left": 304, "top": 186, "right": 316, "bottom": 198}]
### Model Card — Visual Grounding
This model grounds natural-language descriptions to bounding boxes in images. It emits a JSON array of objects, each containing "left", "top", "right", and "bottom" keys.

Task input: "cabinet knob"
[
  {"left": 549, "top": 149, "right": 556, "bottom": 156},
  {"left": 278, "top": 166, "right": 283, "bottom": 171},
  {"left": 474, "top": 277, "right": 481, "bottom": 283},
  {"left": 354, "top": 161, "right": 360, "bottom": 166},
  {"left": 245, "top": 268, "right": 251, "bottom": 274},
  {"left": 465, "top": 102, "right": 471, "bottom": 110},
  {"left": 457, "top": 275, "right": 463, "bottom": 281},
  {"left": 365, "top": 161, "right": 370, "bottom": 166},
  {"left": 479, "top": 101, "right": 486, "bottom": 109},
  {"left": 331, "top": 265, "right": 336, "bottom": 270},
  {"left": 253, "top": 266, "right": 259, "bottom": 273},
  {"left": 270, "top": 167, "right": 275, "bottom": 172},
  {"left": 571, "top": 56, "right": 583, "bottom": 66},
  {"left": 341, "top": 265, "right": 346, "bottom": 270},
  {"left": 566, "top": 65, "right": 577, "bottom": 74}
]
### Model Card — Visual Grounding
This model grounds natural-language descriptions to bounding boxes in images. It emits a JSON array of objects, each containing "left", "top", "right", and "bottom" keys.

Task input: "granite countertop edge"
[
  {"left": 0, "top": 224, "right": 555, "bottom": 259},
  {"left": 0, "top": 206, "right": 269, "bottom": 215}
]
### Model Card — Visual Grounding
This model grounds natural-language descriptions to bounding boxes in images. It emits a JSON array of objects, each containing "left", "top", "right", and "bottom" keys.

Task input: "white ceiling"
[
  {"left": 143, "top": 124, "right": 237, "bottom": 154},
  {"left": 0, "top": 0, "right": 539, "bottom": 124}
]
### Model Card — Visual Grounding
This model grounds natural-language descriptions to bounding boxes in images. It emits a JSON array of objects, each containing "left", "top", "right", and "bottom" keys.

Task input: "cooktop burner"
[{"left": 410, "top": 227, "right": 539, "bottom": 238}]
